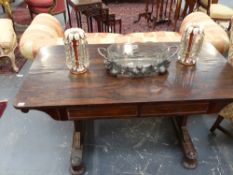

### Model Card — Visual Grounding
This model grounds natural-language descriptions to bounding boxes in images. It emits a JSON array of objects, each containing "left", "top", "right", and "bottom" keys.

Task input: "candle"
[
  {"left": 64, "top": 28, "right": 90, "bottom": 74},
  {"left": 72, "top": 38, "right": 79, "bottom": 68}
]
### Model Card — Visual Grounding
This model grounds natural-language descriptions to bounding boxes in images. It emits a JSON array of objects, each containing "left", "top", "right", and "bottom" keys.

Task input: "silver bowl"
[{"left": 98, "top": 43, "right": 178, "bottom": 77}]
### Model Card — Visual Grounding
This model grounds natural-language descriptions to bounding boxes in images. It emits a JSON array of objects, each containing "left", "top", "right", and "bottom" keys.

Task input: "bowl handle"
[
  {"left": 167, "top": 46, "right": 179, "bottom": 61},
  {"left": 98, "top": 47, "right": 108, "bottom": 59}
]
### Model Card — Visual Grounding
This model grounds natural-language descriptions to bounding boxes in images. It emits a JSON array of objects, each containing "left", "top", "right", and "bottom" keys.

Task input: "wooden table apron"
[{"left": 14, "top": 43, "right": 233, "bottom": 173}]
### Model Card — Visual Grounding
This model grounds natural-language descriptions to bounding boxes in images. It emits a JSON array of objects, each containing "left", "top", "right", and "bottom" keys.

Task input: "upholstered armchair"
[
  {"left": 19, "top": 13, "right": 64, "bottom": 59},
  {"left": 210, "top": 17, "right": 233, "bottom": 135},
  {"left": 24, "top": 0, "right": 66, "bottom": 22},
  {"left": 0, "top": 18, "right": 18, "bottom": 72},
  {"left": 196, "top": 0, "right": 233, "bottom": 29}
]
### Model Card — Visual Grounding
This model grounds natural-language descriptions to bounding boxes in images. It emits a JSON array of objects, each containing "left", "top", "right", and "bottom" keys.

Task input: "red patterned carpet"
[
  {"left": 13, "top": 2, "right": 180, "bottom": 34},
  {"left": 13, "top": 2, "right": 180, "bottom": 33},
  {"left": 108, "top": 3, "right": 178, "bottom": 33},
  {"left": 0, "top": 2, "right": 180, "bottom": 74},
  {"left": 67, "top": 3, "right": 179, "bottom": 34}
]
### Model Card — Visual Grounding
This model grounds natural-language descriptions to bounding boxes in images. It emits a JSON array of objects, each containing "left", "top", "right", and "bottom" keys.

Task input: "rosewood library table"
[{"left": 14, "top": 43, "right": 233, "bottom": 174}]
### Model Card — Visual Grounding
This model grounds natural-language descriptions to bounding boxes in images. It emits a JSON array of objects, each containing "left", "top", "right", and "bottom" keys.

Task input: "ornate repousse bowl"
[{"left": 98, "top": 43, "right": 178, "bottom": 77}]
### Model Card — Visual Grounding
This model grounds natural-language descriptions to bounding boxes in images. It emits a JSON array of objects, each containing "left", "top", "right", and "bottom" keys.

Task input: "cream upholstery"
[
  {"left": 19, "top": 12, "right": 230, "bottom": 60},
  {"left": 19, "top": 13, "right": 64, "bottom": 59},
  {"left": 180, "top": 12, "right": 229, "bottom": 54},
  {"left": 198, "top": 0, "right": 233, "bottom": 20},
  {"left": 19, "top": 14, "right": 182, "bottom": 59},
  {"left": 201, "top": 0, "right": 208, "bottom": 6},
  {"left": 86, "top": 32, "right": 181, "bottom": 44},
  {"left": 210, "top": 4, "right": 233, "bottom": 19},
  {"left": 0, "top": 18, "right": 18, "bottom": 72}
]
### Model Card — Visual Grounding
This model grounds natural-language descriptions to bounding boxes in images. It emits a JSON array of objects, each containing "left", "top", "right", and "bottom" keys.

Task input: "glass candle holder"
[
  {"left": 178, "top": 24, "right": 204, "bottom": 66},
  {"left": 64, "top": 28, "right": 89, "bottom": 75}
]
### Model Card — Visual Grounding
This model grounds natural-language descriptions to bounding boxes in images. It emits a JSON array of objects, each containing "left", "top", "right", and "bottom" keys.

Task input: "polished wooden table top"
[{"left": 14, "top": 43, "right": 233, "bottom": 118}]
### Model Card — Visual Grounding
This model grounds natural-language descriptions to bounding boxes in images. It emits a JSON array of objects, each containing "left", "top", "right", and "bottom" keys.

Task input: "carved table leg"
[
  {"left": 70, "top": 121, "right": 85, "bottom": 175},
  {"left": 172, "top": 116, "right": 197, "bottom": 169}
]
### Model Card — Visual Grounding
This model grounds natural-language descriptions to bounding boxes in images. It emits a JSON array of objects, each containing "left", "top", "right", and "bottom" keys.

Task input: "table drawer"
[
  {"left": 67, "top": 104, "right": 138, "bottom": 120},
  {"left": 141, "top": 102, "right": 209, "bottom": 116}
]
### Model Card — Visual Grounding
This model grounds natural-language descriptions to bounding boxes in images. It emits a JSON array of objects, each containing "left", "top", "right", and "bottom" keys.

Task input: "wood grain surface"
[{"left": 14, "top": 43, "right": 233, "bottom": 120}]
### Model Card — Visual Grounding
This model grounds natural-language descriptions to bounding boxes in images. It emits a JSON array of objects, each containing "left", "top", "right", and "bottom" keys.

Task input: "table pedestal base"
[
  {"left": 70, "top": 121, "right": 85, "bottom": 175},
  {"left": 70, "top": 117, "right": 198, "bottom": 174},
  {"left": 172, "top": 116, "right": 197, "bottom": 169}
]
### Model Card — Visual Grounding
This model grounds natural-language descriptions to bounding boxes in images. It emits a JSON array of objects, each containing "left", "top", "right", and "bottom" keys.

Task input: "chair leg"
[
  {"left": 28, "top": 9, "right": 33, "bottom": 19},
  {"left": 173, "top": 0, "right": 182, "bottom": 31},
  {"left": 66, "top": 0, "right": 72, "bottom": 27},
  {"left": 1, "top": 51, "right": 19, "bottom": 72},
  {"left": 8, "top": 51, "right": 19, "bottom": 72},
  {"left": 111, "top": 22, "right": 116, "bottom": 33},
  {"left": 63, "top": 11, "right": 67, "bottom": 23},
  {"left": 227, "top": 20, "right": 232, "bottom": 31},
  {"left": 217, "top": 124, "right": 233, "bottom": 137},
  {"left": 86, "top": 17, "right": 93, "bottom": 33},
  {"left": 210, "top": 115, "right": 233, "bottom": 137},
  {"left": 118, "top": 19, "right": 122, "bottom": 33},
  {"left": 210, "top": 115, "right": 224, "bottom": 133},
  {"left": 1, "top": 5, "right": 5, "bottom": 13}
]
